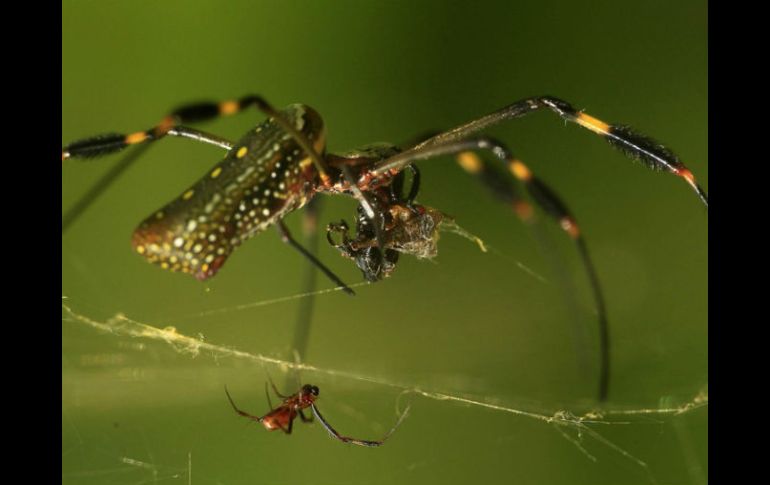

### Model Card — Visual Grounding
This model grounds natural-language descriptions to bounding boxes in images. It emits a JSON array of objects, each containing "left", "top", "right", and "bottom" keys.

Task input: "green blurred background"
[{"left": 62, "top": 1, "right": 707, "bottom": 484}]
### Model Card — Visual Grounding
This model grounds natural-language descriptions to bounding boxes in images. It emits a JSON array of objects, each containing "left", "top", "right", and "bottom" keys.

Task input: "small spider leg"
[
  {"left": 372, "top": 137, "right": 610, "bottom": 401},
  {"left": 298, "top": 408, "right": 314, "bottom": 423},
  {"left": 266, "top": 376, "right": 291, "bottom": 400},
  {"left": 275, "top": 221, "right": 355, "bottom": 296},
  {"left": 264, "top": 381, "right": 275, "bottom": 411},
  {"left": 283, "top": 414, "right": 294, "bottom": 435},
  {"left": 224, "top": 386, "right": 263, "bottom": 423},
  {"left": 62, "top": 126, "right": 234, "bottom": 233},
  {"left": 390, "top": 96, "right": 708, "bottom": 207},
  {"left": 310, "top": 403, "right": 410, "bottom": 447}
]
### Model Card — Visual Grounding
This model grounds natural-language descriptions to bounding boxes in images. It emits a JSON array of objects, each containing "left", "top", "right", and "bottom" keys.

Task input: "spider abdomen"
[{"left": 131, "top": 104, "right": 326, "bottom": 280}]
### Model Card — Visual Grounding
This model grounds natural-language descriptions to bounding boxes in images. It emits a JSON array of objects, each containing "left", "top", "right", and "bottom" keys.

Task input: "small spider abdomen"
[
  {"left": 261, "top": 416, "right": 283, "bottom": 431},
  {"left": 131, "top": 104, "right": 326, "bottom": 281},
  {"left": 261, "top": 407, "right": 295, "bottom": 432}
]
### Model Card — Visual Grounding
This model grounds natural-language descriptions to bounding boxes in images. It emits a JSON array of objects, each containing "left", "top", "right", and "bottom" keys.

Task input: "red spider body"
[
  {"left": 225, "top": 383, "right": 408, "bottom": 446},
  {"left": 262, "top": 387, "right": 316, "bottom": 432}
]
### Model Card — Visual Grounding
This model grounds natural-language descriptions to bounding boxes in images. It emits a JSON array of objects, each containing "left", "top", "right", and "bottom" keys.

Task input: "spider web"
[
  {"left": 62, "top": 264, "right": 707, "bottom": 485},
  {"left": 62, "top": 175, "right": 707, "bottom": 485}
]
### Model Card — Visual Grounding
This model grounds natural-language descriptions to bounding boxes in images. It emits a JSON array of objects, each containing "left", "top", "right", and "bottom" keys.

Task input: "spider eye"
[{"left": 310, "top": 386, "right": 319, "bottom": 396}]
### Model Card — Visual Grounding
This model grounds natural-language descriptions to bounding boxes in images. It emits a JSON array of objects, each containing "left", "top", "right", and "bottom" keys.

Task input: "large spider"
[{"left": 61, "top": 95, "right": 708, "bottom": 401}]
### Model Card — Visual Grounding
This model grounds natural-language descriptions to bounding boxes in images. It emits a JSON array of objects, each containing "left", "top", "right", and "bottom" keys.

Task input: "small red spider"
[{"left": 224, "top": 382, "right": 409, "bottom": 447}]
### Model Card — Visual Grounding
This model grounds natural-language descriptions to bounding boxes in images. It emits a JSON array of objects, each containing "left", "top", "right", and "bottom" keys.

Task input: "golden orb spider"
[{"left": 62, "top": 94, "right": 708, "bottom": 401}]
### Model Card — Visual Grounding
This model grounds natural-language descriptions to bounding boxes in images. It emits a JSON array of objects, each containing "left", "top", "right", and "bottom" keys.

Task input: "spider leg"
[
  {"left": 275, "top": 220, "right": 354, "bottom": 296},
  {"left": 63, "top": 117, "right": 234, "bottom": 161},
  {"left": 339, "top": 164, "right": 389, "bottom": 276},
  {"left": 310, "top": 402, "right": 410, "bottom": 447},
  {"left": 266, "top": 376, "right": 290, "bottom": 400},
  {"left": 62, "top": 93, "right": 332, "bottom": 233},
  {"left": 166, "top": 97, "right": 349, "bottom": 289},
  {"left": 282, "top": 415, "right": 294, "bottom": 435},
  {"left": 166, "top": 96, "right": 370, "bottom": 289},
  {"left": 389, "top": 165, "right": 421, "bottom": 207},
  {"left": 148, "top": 95, "right": 334, "bottom": 183},
  {"left": 166, "top": 127, "right": 234, "bottom": 150},
  {"left": 62, "top": 144, "right": 149, "bottom": 233},
  {"left": 298, "top": 408, "right": 314, "bottom": 423},
  {"left": 399, "top": 131, "right": 443, "bottom": 149},
  {"left": 381, "top": 96, "right": 708, "bottom": 207},
  {"left": 371, "top": 137, "right": 610, "bottom": 401},
  {"left": 263, "top": 381, "right": 275, "bottom": 411},
  {"left": 224, "top": 386, "right": 263, "bottom": 423},
  {"left": 207, "top": 95, "right": 372, "bottom": 295},
  {"left": 455, "top": 150, "right": 597, "bottom": 389},
  {"left": 228, "top": 95, "right": 334, "bottom": 182},
  {"left": 62, "top": 96, "right": 321, "bottom": 162},
  {"left": 62, "top": 126, "right": 233, "bottom": 233}
]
